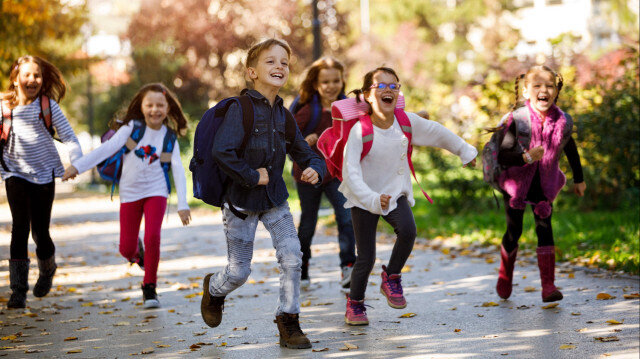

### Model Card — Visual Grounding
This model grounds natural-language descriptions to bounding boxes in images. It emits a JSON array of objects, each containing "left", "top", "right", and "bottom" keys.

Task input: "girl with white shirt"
[
  {"left": 63, "top": 83, "right": 191, "bottom": 308},
  {"left": 341, "top": 67, "right": 477, "bottom": 326},
  {"left": 1, "top": 55, "right": 82, "bottom": 309}
]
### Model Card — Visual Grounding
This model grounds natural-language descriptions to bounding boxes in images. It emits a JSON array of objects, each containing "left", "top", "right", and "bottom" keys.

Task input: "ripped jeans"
[{"left": 209, "top": 202, "right": 302, "bottom": 315}]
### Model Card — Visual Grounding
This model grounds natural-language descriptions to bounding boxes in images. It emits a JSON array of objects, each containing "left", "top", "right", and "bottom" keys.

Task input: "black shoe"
[
  {"left": 142, "top": 283, "right": 159, "bottom": 308},
  {"left": 201, "top": 273, "right": 225, "bottom": 327},
  {"left": 8, "top": 259, "right": 29, "bottom": 309},
  {"left": 33, "top": 255, "right": 57, "bottom": 297},
  {"left": 136, "top": 237, "right": 145, "bottom": 270}
]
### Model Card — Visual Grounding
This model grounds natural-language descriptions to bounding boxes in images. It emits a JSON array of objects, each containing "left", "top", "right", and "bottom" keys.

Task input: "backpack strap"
[
  {"left": 511, "top": 107, "right": 531, "bottom": 151},
  {"left": 358, "top": 114, "right": 374, "bottom": 160},
  {"left": 125, "top": 120, "right": 146, "bottom": 152},
  {"left": 238, "top": 95, "right": 254, "bottom": 151},
  {"left": 160, "top": 128, "right": 177, "bottom": 193},
  {"left": 302, "top": 93, "right": 322, "bottom": 137},
  {"left": 0, "top": 101, "right": 12, "bottom": 172},
  {"left": 39, "top": 95, "right": 57, "bottom": 140},
  {"left": 395, "top": 109, "right": 433, "bottom": 204}
]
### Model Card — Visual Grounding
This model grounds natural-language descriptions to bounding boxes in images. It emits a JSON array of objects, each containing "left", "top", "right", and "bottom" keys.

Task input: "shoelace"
[
  {"left": 349, "top": 301, "right": 373, "bottom": 315},
  {"left": 387, "top": 276, "right": 403, "bottom": 295}
]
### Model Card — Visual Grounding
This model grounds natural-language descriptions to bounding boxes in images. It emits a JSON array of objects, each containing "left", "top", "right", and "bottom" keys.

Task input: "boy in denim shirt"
[{"left": 200, "top": 38, "right": 325, "bottom": 349}]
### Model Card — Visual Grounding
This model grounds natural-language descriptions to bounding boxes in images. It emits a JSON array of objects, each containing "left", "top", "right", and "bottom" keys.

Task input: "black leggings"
[
  {"left": 349, "top": 196, "right": 417, "bottom": 301},
  {"left": 5, "top": 176, "right": 56, "bottom": 260},
  {"left": 502, "top": 195, "right": 554, "bottom": 253}
]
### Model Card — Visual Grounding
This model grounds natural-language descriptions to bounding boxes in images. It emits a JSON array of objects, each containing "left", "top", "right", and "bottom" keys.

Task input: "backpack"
[
  {"left": 482, "top": 107, "right": 532, "bottom": 198},
  {"left": 317, "top": 95, "right": 433, "bottom": 204},
  {"left": 289, "top": 92, "right": 346, "bottom": 137},
  {"left": 97, "top": 120, "right": 177, "bottom": 199},
  {"left": 189, "top": 91, "right": 297, "bottom": 217},
  {"left": 0, "top": 95, "right": 56, "bottom": 172}
]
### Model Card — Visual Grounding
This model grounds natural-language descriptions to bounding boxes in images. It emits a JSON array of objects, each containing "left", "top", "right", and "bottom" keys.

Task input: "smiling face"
[
  {"left": 315, "top": 68, "right": 343, "bottom": 104},
  {"left": 365, "top": 70, "right": 400, "bottom": 117},
  {"left": 248, "top": 44, "right": 290, "bottom": 90},
  {"left": 523, "top": 70, "right": 558, "bottom": 116},
  {"left": 14, "top": 62, "right": 43, "bottom": 104},
  {"left": 141, "top": 91, "right": 169, "bottom": 130}
]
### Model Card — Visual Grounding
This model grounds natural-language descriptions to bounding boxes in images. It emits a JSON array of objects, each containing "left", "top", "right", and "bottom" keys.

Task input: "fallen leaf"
[
  {"left": 542, "top": 303, "right": 559, "bottom": 309},
  {"left": 482, "top": 302, "right": 499, "bottom": 307},
  {"left": 184, "top": 293, "right": 198, "bottom": 299},
  {"left": 190, "top": 344, "right": 201, "bottom": 349},
  {"left": 344, "top": 343, "right": 358, "bottom": 349},
  {"left": 596, "top": 293, "right": 615, "bottom": 300},
  {"left": 606, "top": 319, "right": 623, "bottom": 325},
  {"left": 398, "top": 313, "right": 416, "bottom": 318},
  {"left": 113, "top": 321, "right": 130, "bottom": 326},
  {"left": 156, "top": 344, "right": 171, "bottom": 348},
  {"left": 568, "top": 273, "right": 575, "bottom": 278},
  {"left": 301, "top": 300, "right": 311, "bottom": 307},
  {"left": 81, "top": 302, "right": 94, "bottom": 307},
  {"left": 168, "top": 309, "right": 175, "bottom": 313},
  {"left": 401, "top": 266, "right": 411, "bottom": 273},
  {"left": 595, "top": 336, "right": 619, "bottom": 342},
  {"left": 66, "top": 349, "right": 82, "bottom": 354},
  {"left": 24, "top": 349, "right": 43, "bottom": 353},
  {"left": 454, "top": 329, "right": 461, "bottom": 332},
  {"left": 571, "top": 312, "right": 581, "bottom": 316},
  {"left": 485, "top": 258, "right": 495, "bottom": 264},
  {"left": 193, "top": 331, "right": 206, "bottom": 336},
  {"left": 524, "top": 286, "right": 537, "bottom": 292},
  {"left": 559, "top": 344, "right": 576, "bottom": 350},
  {"left": 450, "top": 307, "right": 457, "bottom": 311},
  {"left": 64, "top": 337, "right": 78, "bottom": 341},
  {"left": 575, "top": 328, "right": 588, "bottom": 332},
  {"left": 623, "top": 293, "right": 639, "bottom": 299},
  {"left": 312, "top": 348, "right": 329, "bottom": 352},
  {"left": 397, "top": 345, "right": 406, "bottom": 348},
  {"left": 233, "top": 327, "right": 247, "bottom": 331}
]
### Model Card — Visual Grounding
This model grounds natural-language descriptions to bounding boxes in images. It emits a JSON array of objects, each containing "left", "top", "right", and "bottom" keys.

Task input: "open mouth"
[
  {"left": 381, "top": 94, "right": 394, "bottom": 104},
  {"left": 270, "top": 73, "right": 284, "bottom": 80},
  {"left": 537, "top": 94, "right": 550, "bottom": 106}
]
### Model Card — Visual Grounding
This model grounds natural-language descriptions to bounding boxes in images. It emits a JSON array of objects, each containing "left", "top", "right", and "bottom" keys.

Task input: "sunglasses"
[{"left": 369, "top": 82, "right": 401, "bottom": 91}]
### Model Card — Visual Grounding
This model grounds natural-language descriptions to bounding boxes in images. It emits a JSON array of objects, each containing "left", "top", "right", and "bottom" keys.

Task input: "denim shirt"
[{"left": 212, "top": 90, "right": 326, "bottom": 212}]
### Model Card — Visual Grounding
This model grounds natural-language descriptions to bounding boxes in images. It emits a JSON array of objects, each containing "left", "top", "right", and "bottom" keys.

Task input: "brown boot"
[
  {"left": 201, "top": 273, "right": 225, "bottom": 327},
  {"left": 274, "top": 313, "right": 312, "bottom": 349}
]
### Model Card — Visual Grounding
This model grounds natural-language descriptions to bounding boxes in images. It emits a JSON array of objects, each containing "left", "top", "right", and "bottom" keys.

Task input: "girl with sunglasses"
[{"left": 340, "top": 67, "right": 477, "bottom": 325}]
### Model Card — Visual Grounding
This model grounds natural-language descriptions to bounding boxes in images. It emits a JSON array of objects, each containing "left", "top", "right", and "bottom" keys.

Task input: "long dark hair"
[
  {"left": 114, "top": 83, "right": 188, "bottom": 137},
  {"left": 2, "top": 55, "right": 66, "bottom": 108},
  {"left": 298, "top": 57, "right": 346, "bottom": 106},
  {"left": 349, "top": 66, "right": 400, "bottom": 114}
]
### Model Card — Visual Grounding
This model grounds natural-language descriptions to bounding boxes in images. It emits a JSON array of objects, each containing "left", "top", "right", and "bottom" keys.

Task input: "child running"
[
  {"left": 62, "top": 83, "right": 191, "bottom": 308},
  {"left": 290, "top": 57, "right": 356, "bottom": 289},
  {"left": 339, "top": 67, "right": 477, "bottom": 325},
  {"left": 1, "top": 55, "right": 83, "bottom": 309},
  {"left": 199, "top": 38, "right": 325, "bottom": 350},
  {"left": 495, "top": 65, "right": 585, "bottom": 302}
]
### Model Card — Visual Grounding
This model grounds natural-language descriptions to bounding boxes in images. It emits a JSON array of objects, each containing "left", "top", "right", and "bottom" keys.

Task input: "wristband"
[{"left": 523, "top": 151, "right": 533, "bottom": 164}]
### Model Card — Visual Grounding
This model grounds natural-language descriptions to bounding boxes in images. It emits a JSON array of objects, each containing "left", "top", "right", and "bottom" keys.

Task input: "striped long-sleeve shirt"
[{"left": 0, "top": 97, "right": 82, "bottom": 184}]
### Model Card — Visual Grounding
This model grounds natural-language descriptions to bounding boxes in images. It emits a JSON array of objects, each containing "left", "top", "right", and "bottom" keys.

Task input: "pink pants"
[{"left": 119, "top": 196, "right": 166, "bottom": 284}]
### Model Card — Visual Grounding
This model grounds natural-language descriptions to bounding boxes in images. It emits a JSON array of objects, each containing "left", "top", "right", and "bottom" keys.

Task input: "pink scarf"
[{"left": 499, "top": 101, "right": 568, "bottom": 218}]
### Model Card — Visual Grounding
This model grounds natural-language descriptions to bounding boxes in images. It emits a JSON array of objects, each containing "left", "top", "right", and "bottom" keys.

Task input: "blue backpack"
[
  {"left": 190, "top": 92, "right": 296, "bottom": 216},
  {"left": 289, "top": 92, "right": 346, "bottom": 137},
  {"left": 97, "top": 120, "right": 177, "bottom": 199}
]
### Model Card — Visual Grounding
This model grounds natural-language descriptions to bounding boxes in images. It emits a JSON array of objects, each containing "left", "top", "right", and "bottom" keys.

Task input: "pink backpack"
[{"left": 317, "top": 95, "right": 433, "bottom": 204}]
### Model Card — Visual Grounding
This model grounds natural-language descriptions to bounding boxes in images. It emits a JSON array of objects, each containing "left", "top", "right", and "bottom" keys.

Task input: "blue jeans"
[
  {"left": 296, "top": 178, "right": 356, "bottom": 268},
  {"left": 209, "top": 202, "right": 302, "bottom": 315}
]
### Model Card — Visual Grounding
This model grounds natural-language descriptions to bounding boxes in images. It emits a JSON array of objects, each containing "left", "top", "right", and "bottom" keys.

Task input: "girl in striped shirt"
[{"left": 1, "top": 55, "right": 82, "bottom": 309}]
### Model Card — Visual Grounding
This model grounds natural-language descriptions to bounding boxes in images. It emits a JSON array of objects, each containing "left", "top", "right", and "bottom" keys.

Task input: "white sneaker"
[
  {"left": 340, "top": 265, "right": 353, "bottom": 289},
  {"left": 143, "top": 298, "right": 160, "bottom": 309}
]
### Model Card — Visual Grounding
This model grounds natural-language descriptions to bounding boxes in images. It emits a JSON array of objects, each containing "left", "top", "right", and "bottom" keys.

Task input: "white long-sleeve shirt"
[
  {"left": 73, "top": 121, "right": 189, "bottom": 210},
  {"left": 339, "top": 111, "right": 478, "bottom": 215},
  {"left": 0, "top": 98, "right": 82, "bottom": 184}
]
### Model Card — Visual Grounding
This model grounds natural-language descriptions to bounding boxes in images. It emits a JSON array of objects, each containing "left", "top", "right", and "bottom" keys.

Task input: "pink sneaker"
[
  {"left": 345, "top": 297, "right": 369, "bottom": 326},
  {"left": 380, "top": 265, "right": 407, "bottom": 309}
]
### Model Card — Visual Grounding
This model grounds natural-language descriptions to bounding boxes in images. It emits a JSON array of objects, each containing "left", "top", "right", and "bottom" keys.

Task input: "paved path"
[{"left": 0, "top": 192, "right": 638, "bottom": 358}]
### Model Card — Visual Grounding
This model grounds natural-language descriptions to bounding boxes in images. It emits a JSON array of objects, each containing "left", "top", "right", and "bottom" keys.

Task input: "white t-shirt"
[
  {"left": 339, "top": 111, "right": 477, "bottom": 215},
  {"left": 73, "top": 121, "right": 189, "bottom": 210}
]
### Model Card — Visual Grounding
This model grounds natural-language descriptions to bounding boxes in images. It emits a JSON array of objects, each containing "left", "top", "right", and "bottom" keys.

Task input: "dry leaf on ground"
[
  {"left": 559, "top": 344, "right": 576, "bottom": 350},
  {"left": 542, "top": 303, "right": 559, "bottom": 309},
  {"left": 595, "top": 336, "right": 619, "bottom": 342},
  {"left": 596, "top": 293, "right": 615, "bottom": 300},
  {"left": 482, "top": 302, "right": 499, "bottom": 307},
  {"left": 399, "top": 313, "right": 416, "bottom": 318}
]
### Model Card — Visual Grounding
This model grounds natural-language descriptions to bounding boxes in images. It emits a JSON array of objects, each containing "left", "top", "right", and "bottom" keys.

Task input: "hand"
[
  {"left": 178, "top": 209, "right": 191, "bottom": 226},
  {"left": 416, "top": 110, "right": 430, "bottom": 119},
  {"left": 526, "top": 146, "right": 545, "bottom": 162},
  {"left": 463, "top": 158, "right": 476, "bottom": 168},
  {"left": 305, "top": 133, "right": 319, "bottom": 147},
  {"left": 257, "top": 168, "right": 269, "bottom": 185},
  {"left": 573, "top": 182, "right": 586, "bottom": 197},
  {"left": 301, "top": 168, "right": 319, "bottom": 184},
  {"left": 380, "top": 194, "right": 391, "bottom": 211},
  {"left": 62, "top": 166, "right": 78, "bottom": 181}
]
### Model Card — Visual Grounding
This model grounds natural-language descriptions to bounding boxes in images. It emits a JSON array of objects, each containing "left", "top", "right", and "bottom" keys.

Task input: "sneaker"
[
  {"left": 380, "top": 265, "right": 406, "bottom": 309},
  {"left": 274, "top": 313, "right": 312, "bottom": 349},
  {"left": 201, "top": 273, "right": 225, "bottom": 327},
  {"left": 141, "top": 283, "right": 160, "bottom": 309},
  {"left": 340, "top": 264, "right": 353, "bottom": 289},
  {"left": 300, "top": 262, "right": 310, "bottom": 289},
  {"left": 345, "top": 296, "right": 369, "bottom": 326}
]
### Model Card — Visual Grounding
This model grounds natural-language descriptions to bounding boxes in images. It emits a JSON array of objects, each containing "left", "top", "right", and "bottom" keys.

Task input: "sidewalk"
[{"left": 0, "top": 193, "right": 638, "bottom": 358}]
